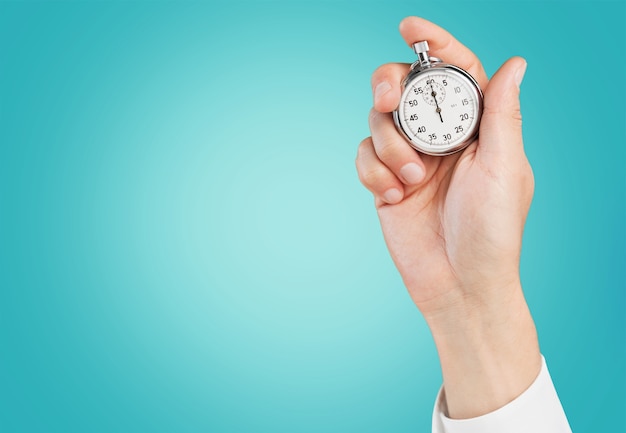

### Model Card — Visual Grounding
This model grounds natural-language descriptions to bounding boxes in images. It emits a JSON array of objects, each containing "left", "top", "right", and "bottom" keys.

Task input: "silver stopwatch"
[{"left": 393, "top": 41, "right": 483, "bottom": 156}]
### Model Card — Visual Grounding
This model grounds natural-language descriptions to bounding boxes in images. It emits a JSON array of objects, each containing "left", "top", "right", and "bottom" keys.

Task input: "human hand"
[{"left": 356, "top": 17, "right": 541, "bottom": 419}]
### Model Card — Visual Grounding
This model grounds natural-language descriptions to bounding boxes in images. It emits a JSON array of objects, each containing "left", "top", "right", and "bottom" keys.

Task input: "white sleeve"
[{"left": 432, "top": 356, "right": 572, "bottom": 433}]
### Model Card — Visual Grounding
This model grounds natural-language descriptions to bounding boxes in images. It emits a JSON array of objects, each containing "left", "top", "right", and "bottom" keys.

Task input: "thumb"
[{"left": 477, "top": 57, "right": 527, "bottom": 165}]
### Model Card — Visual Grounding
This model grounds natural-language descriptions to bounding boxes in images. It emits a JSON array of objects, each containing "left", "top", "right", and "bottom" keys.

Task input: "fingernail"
[
  {"left": 383, "top": 188, "right": 403, "bottom": 204},
  {"left": 374, "top": 81, "right": 392, "bottom": 103},
  {"left": 400, "top": 162, "right": 424, "bottom": 184},
  {"left": 514, "top": 61, "right": 527, "bottom": 88}
]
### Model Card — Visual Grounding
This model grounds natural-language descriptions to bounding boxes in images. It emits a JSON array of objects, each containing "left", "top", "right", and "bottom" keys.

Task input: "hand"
[{"left": 356, "top": 17, "right": 541, "bottom": 419}]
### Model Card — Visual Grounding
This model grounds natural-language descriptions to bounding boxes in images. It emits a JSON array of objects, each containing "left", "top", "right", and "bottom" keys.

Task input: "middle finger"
[{"left": 368, "top": 108, "right": 426, "bottom": 185}]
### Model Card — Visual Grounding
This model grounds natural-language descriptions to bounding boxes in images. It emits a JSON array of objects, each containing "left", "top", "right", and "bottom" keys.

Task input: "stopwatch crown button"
[
  {"left": 412, "top": 41, "right": 429, "bottom": 55},
  {"left": 412, "top": 41, "right": 431, "bottom": 67}
]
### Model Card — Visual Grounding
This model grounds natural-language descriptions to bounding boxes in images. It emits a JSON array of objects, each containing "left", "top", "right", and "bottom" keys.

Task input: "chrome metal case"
[{"left": 393, "top": 46, "right": 484, "bottom": 156}]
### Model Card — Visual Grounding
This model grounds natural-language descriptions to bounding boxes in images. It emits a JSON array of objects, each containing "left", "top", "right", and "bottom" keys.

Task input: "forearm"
[{"left": 423, "top": 282, "right": 542, "bottom": 419}]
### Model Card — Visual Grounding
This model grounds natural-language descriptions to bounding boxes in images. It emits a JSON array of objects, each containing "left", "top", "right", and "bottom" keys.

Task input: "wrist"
[
  {"left": 423, "top": 282, "right": 542, "bottom": 419},
  {"left": 420, "top": 277, "right": 526, "bottom": 336}
]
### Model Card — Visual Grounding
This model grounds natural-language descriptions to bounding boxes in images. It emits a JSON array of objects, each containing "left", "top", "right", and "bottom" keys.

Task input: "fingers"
[
  {"left": 360, "top": 16, "right": 495, "bottom": 207},
  {"left": 371, "top": 63, "right": 410, "bottom": 113},
  {"left": 368, "top": 109, "right": 426, "bottom": 185},
  {"left": 358, "top": 104, "right": 427, "bottom": 206},
  {"left": 356, "top": 137, "right": 405, "bottom": 205},
  {"left": 399, "top": 16, "right": 488, "bottom": 89},
  {"left": 478, "top": 57, "right": 527, "bottom": 164},
  {"left": 371, "top": 16, "right": 489, "bottom": 113}
]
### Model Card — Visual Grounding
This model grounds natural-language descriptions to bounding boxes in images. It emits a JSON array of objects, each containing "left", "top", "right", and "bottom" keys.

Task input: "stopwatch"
[{"left": 393, "top": 41, "right": 483, "bottom": 156}]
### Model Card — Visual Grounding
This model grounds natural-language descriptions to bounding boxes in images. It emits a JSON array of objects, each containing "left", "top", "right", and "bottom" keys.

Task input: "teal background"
[{"left": 1, "top": 1, "right": 624, "bottom": 432}]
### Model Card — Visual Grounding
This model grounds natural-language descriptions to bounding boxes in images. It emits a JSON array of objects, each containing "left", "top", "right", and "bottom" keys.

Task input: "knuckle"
[
  {"left": 356, "top": 137, "right": 372, "bottom": 159},
  {"left": 512, "top": 158, "right": 535, "bottom": 205},
  {"left": 522, "top": 160, "right": 534, "bottom": 190},
  {"left": 482, "top": 105, "right": 523, "bottom": 128},
  {"left": 368, "top": 107, "right": 381, "bottom": 124},
  {"left": 375, "top": 138, "right": 399, "bottom": 163},
  {"left": 371, "top": 64, "right": 394, "bottom": 83},
  {"left": 358, "top": 165, "right": 387, "bottom": 188},
  {"left": 481, "top": 105, "right": 504, "bottom": 118},
  {"left": 511, "top": 108, "right": 523, "bottom": 126}
]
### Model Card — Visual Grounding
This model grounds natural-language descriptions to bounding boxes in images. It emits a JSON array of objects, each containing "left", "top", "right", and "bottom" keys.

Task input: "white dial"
[{"left": 397, "top": 68, "right": 480, "bottom": 155}]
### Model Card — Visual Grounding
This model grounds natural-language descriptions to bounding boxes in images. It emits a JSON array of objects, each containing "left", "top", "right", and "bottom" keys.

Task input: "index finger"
[{"left": 399, "top": 16, "right": 488, "bottom": 89}]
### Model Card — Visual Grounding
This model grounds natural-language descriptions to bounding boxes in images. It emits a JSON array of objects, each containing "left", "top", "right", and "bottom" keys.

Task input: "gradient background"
[{"left": 1, "top": 1, "right": 624, "bottom": 432}]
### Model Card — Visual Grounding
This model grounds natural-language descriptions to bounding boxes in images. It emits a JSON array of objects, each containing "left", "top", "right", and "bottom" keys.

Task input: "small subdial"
[{"left": 421, "top": 81, "right": 446, "bottom": 106}]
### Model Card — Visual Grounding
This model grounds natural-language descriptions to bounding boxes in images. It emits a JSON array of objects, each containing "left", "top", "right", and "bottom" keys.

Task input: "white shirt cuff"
[{"left": 432, "top": 356, "right": 572, "bottom": 433}]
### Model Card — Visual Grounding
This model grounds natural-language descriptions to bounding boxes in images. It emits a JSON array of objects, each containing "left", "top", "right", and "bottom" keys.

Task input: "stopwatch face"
[{"left": 396, "top": 67, "right": 482, "bottom": 156}]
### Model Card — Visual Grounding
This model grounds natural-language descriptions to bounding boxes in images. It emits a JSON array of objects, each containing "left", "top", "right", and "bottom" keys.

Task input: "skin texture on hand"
[{"left": 356, "top": 17, "right": 542, "bottom": 419}]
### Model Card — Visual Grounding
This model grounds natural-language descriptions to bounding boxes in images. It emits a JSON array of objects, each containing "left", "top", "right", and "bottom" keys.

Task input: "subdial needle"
[{"left": 431, "top": 82, "right": 443, "bottom": 123}]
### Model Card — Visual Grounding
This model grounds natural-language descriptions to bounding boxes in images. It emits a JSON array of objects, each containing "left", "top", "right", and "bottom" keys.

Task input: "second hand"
[{"left": 431, "top": 82, "right": 444, "bottom": 123}]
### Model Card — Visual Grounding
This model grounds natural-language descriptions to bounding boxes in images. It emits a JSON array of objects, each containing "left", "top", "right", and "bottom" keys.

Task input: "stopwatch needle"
[{"left": 431, "top": 84, "right": 444, "bottom": 123}]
